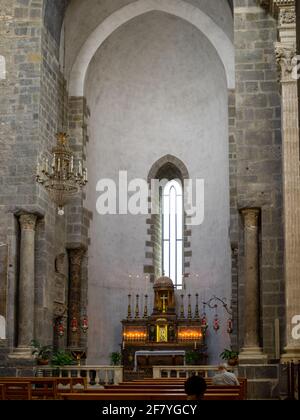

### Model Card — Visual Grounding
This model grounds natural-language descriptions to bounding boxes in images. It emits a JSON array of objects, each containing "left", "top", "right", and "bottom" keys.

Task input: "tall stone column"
[
  {"left": 68, "top": 248, "right": 85, "bottom": 349},
  {"left": 275, "top": 3, "right": 300, "bottom": 361},
  {"left": 13, "top": 214, "right": 37, "bottom": 358},
  {"left": 239, "top": 209, "right": 266, "bottom": 361}
]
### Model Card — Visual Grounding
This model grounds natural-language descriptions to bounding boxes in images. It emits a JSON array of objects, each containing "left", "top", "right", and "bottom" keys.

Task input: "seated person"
[
  {"left": 212, "top": 364, "right": 240, "bottom": 386},
  {"left": 184, "top": 375, "right": 207, "bottom": 400}
]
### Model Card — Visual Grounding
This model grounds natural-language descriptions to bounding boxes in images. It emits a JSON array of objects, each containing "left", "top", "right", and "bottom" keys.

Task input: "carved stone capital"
[
  {"left": 240, "top": 208, "right": 260, "bottom": 229},
  {"left": 19, "top": 214, "right": 37, "bottom": 231},
  {"left": 279, "top": 6, "right": 296, "bottom": 25},
  {"left": 275, "top": 43, "right": 297, "bottom": 81},
  {"left": 258, "top": 0, "right": 295, "bottom": 18},
  {"left": 54, "top": 302, "right": 68, "bottom": 317}
]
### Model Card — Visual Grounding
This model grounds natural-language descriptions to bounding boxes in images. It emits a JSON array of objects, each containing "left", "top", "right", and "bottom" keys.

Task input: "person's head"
[
  {"left": 217, "top": 364, "right": 227, "bottom": 372},
  {"left": 184, "top": 375, "right": 207, "bottom": 400}
]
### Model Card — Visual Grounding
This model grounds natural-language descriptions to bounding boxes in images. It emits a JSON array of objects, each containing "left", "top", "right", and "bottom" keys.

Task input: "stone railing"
[
  {"left": 153, "top": 365, "right": 219, "bottom": 379},
  {"left": 35, "top": 365, "right": 123, "bottom": 386}
]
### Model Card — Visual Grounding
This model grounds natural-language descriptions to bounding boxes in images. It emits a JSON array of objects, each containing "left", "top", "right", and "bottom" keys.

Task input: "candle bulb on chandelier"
[{"left": 70, "top": 156, "right": 74, "bottom": 173}]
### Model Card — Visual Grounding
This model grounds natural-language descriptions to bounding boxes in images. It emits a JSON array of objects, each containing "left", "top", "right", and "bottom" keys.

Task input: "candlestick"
[
  {"left": 188, "top": 294, "right": 192, "bottom": 319},
  {"left": 143, "top": 294, "right": 148, "bottom": 318},
  {"left": 127, "top": 294, "right": 132, "bottom": 319},
  {"left": 194, "top": 293, "right": 200, "bottom": 320},
  {"left": 135, "top": 294, "right": 140, "bottom": 318},
  {"left": 180, "top": 294, "right": 185, "bottom": 319}
]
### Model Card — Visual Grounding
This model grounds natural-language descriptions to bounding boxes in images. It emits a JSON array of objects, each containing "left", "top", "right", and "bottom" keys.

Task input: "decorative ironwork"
[
  {"left": 36, "top": 132, "right": 87, "bottom": 215},
  {"left": 203, "top": 296, "right": 233, "bottom": 316}
]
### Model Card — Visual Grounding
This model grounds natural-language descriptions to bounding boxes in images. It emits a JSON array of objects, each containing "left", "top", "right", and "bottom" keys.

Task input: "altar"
[
  {"left": 121, "top": 276, "right": 207, "bottom": 374},
  {"left": 134, "top": 350, "right": 186, "bottom": 371}
]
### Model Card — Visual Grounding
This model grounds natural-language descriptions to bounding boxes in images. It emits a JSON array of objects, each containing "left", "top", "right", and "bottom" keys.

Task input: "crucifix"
[{"left": 160, "top": 294, "right": 168, "bottom": 313}]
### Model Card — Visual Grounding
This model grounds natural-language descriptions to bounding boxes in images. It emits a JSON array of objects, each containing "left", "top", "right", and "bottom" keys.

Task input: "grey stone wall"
[
  {"left": 84, "top": 11, "right": 231, "bottom": 364},
  {"left": 228, "top": 89, "right": 239, "bottom": 350},
  {"left": 0, "top": 0, "right": 44, "bottom": 347},
  {"left": 0, "top": 0, "right": 70, "bottom": 351},
  {"left": 234, "top": 0, "right": 284, "bottom": 358}
]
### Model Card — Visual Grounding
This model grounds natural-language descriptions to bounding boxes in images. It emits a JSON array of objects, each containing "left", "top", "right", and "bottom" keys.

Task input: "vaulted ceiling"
[{"left": 44, "top": 0, "right": 234, "bottom": 45}]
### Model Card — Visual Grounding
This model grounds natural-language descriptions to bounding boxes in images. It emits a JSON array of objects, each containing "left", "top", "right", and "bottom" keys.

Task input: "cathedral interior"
[{"left": 0, "top": 0, "right": 300, "bottom": 400}]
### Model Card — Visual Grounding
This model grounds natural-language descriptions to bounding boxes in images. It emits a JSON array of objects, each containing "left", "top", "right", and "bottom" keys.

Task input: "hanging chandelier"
[{"left": 36, "top": 132, "right": 87, "bottom": 215}]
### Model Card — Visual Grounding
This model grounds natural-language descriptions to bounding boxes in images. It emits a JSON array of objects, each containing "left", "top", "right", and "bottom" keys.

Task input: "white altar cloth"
[{"left": 134, "top": 350, "right": 186, "bottom": 371}]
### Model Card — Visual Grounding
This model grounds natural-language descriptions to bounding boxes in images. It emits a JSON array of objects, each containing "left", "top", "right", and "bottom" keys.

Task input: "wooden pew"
[
  {"left": 0, "top": 377, "right": 57, "bottom": 399},
  {"left": 2, "top": 382, "right": 32, "bottom": 400},
  {"left": 0, "top": 377, "right": 87, "bottom": 399},
  {"left": 127, "top": 378, "right": 247, "bottom": 399},
  {"left": 0, "top": 384, "right": 4, "bottom": 400}
]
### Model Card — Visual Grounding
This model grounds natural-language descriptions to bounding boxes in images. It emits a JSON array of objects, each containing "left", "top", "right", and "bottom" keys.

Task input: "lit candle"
[
  {"left": 78, "top": 161, "right": 82, "bottom": 176},
  {"left": 57, "top": 158, "right": 61, "bottom": 172},
  {"left": 70, "top": 156, "right": 74, "bottom": 173}
]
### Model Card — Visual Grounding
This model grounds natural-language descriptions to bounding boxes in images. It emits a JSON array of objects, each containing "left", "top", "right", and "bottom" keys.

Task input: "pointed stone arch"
[
  {"left": 147, "top": 154, "right": 189, "bottom": 183},
  {"left": 68, "top": 0, "right": 234, "bottom": 95}
]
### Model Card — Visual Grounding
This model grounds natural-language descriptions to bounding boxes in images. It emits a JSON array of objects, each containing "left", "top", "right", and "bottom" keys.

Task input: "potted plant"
[
  {"left": 219, "top": 348, "right": 239, "bottom": 366},
  {"left": 110, "top": 352, "right": 122, "bottom": 366},
  {"left": 185, "top": 351, "right": 199, "bottom": 366},
  {"left": 51, "top": 350, "right": 76, "bottom": 367},
  {"left": 31, "top": 339, "right": 53, "bottom": 365}
]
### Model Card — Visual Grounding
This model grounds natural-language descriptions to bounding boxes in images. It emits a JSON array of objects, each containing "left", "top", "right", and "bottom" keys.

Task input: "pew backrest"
[{"left": 3, "top": 382, "right": 32, "bottom": 400}]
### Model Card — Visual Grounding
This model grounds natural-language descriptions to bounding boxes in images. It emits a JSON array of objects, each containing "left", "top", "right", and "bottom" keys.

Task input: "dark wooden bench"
[
  {"left": 2, "top": 382, "right": 32, "bottom": 400},
  {"left": 0, "top": 376, "right": 87, "bottom": 399},
  {"left": 0, "top": 384, "right": 4, "bottom": 400}
]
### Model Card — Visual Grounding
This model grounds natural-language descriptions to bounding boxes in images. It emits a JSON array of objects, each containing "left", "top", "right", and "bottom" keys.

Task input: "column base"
[
  {"left": 8, "top": 347, "right": 34, "bottom": 360},
  {"left": 239, "top": 347, "right": 268, "bottom": 364},
  {"left": 281, "top": 346, "right": 300, "bottom": 363}
]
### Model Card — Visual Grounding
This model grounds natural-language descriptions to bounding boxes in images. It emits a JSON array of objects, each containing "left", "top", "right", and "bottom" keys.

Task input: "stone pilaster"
[
  {"left": 67, "top": 248, "right": 85, "bottom": 349},
  {"left": 274, "top": 3, "right": 300, "bottom": 361},
  {"left": 10, "top": 214, "right": 37, "bottom": 359},
  {"left": 239, "top": 209, "right": 266, "bottom": 362}
]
